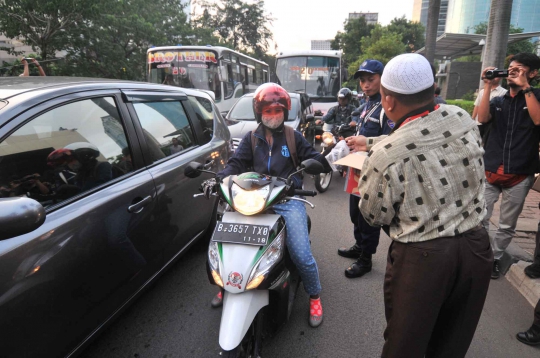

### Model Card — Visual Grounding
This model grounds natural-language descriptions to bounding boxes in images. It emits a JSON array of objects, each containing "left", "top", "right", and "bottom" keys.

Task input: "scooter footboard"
[{"left": 219, "top": 290, "right": 269, "bottom": 351}]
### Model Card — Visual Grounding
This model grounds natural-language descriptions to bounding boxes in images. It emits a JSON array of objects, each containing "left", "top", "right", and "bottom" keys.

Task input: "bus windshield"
[
  {"left": 148, "top": 50, "right": 222, "bottom": 102},
  {"left": 276, "top": 56, "right": 340, "bottom": 101}
]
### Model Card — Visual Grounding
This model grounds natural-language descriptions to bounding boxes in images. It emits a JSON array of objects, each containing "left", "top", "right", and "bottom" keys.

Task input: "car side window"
[
  {"left": 187, "top": 95, "right": 214, "bottom": 145},
  {"left": 0, "top": 97, "right": 133, "bottom": 209},
  {"left": 132, "top": 101, "right": 195, "bottom": 162}
]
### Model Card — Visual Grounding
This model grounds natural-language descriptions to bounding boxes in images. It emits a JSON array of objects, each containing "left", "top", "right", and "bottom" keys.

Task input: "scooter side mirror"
[
  {"left": 184, "top": 162, "right": 204, "bottom": 178},
  {"left": 301, "top": 159, "right": 324, "bottom": 175},
  {"left": 306, "top": 114, "right": 315, "bottom": 123}
]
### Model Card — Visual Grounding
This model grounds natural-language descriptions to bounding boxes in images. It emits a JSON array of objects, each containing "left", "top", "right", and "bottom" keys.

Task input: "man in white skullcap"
[{"left": 346, "top": 53, "right": 492, "bottom": 358}]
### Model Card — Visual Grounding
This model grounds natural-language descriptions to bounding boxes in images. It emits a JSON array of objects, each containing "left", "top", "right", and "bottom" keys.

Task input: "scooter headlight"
[
  {"left": 246, "top": 229, "right": 285, "bottom": 290},
  {"left": 208, "top": 241, "right": 224, "bottom": 287},
  {"left": 231, "top": 183, "right": 269, "bottom": 216},
  {"left": 322, "top": 132, "right": 334, "bottom": 145}
]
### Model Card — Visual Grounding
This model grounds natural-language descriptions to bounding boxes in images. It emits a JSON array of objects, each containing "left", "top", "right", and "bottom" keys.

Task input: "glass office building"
[
  {"left": 446, "top": 0, "right": 540, "bottom": 34},
  {"left": 412, "top": 0, "right": 449, "bottom": 37}
]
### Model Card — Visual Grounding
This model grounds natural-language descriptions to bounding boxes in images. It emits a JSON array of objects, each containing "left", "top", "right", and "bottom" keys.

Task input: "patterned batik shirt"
[{"left": 358, "top": 104, "right": 486, "bottom": 243}]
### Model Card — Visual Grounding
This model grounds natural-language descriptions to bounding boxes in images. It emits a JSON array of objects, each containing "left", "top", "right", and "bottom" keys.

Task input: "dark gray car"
[{"left": 0, "top": 77, "right": 230, "bottom": 357}]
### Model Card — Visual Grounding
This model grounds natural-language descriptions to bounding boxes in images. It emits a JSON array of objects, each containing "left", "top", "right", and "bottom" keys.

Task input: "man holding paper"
[{"left": 347, "top": 54, "right": 492, "bottom": 357}]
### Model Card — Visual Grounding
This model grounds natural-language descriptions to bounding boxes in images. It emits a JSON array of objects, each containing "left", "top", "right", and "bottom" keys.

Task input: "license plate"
[{"left": 212, "top": 222, "right": 270, "bottom": 246}]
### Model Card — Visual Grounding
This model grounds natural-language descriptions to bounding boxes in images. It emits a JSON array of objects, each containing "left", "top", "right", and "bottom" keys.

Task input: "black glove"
[{"left": 200, "top": 178, "right": 218, "bottom": 199}]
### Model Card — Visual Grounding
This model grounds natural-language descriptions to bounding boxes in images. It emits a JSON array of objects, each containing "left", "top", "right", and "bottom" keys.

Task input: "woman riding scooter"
[{"left": 202, "top": 83, "right": 331, "bottom": 327}]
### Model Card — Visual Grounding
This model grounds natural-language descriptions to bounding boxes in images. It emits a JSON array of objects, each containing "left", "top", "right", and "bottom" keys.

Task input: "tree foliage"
[
  {"left": 191, "top": 0, "right": 274, "bottom": 57},
  {"left": 61, "top": 0, "right": 193, "bottom": 80},
  {"left": 331, "top": 17, "right": 375, "bottom": 66},
  {"left": 344, "top": 26, "right": 404, "bottom": 88},
  {"left": 474, "top": 21, "right": 536, "bottom": 56},
  {"left": 0, "top": 0, "right": 99, "bottom": 61},
  {"left": 387, "top": 16, "right": 425, "bottom": 53}
]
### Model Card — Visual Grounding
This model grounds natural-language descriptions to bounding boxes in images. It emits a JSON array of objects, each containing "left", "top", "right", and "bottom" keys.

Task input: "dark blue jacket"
[
  {"left": 322, "top": 104, "right": 358, "bottom": 124},
  {"left": 357, "top": 93, "right": 393, "bottom": 137},
  {"left": 218, "top": 124, "right": 331, "bottom": 188}
]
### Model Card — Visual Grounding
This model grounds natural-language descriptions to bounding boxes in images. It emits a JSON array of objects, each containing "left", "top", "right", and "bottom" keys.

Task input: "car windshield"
[{"left": 228, "top": 96, "right": 298, "bottom": 121}]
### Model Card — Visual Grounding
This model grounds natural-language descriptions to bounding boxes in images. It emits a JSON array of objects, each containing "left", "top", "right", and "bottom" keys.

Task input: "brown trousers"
[{"left": 382, "top": 227, "right": 493, "bottom": 358}]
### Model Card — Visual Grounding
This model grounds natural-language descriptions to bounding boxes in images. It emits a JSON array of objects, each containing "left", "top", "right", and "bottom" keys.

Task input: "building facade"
[
  {"left": 446, "top": 0, "right": 540, "bottom": 34},
  {"left": 348, "top": 12, "right": 379, "bottom": 25},
  {"left": 412, "top": 0, "right": 449, "bottom": 37},
  {"left": 311, "top": 40, "right": 332, "bottom": 51}
]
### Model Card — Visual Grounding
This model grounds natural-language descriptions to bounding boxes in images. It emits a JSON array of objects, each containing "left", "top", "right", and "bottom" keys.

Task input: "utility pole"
[
  {"left": 425, "top": 0, "right": 442, "bottom": 64},
  {"left": 480, "top": 0, "right": 513, "bottom": 88}
]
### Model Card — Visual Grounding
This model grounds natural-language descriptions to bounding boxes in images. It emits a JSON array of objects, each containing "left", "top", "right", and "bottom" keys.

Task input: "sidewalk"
[{"left": 490, "top": 188, "right": 540, "bottom": 307}]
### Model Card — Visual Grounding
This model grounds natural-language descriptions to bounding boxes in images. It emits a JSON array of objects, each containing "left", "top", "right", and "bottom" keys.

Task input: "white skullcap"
[{"left": 381, "top": 54, "right": 434, "bottom": 95}]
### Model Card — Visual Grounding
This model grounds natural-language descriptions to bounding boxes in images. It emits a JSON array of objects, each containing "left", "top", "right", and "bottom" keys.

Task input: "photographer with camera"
[{"left": 477, "top": 53, "right": 540, "bottom": 279}]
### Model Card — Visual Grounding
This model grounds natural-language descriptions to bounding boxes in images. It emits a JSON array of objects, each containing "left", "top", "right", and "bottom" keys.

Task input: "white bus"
[
  {"left": 275, "top": 50, "right": 346, "bottom": 116},
  {"left": 147, "top": 45, "right": 270, "bottom": 112}
]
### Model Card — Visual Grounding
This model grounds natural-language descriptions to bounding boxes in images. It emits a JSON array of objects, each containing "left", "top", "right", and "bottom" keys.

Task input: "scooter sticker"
[{"left": 227, "top": 272, "right": 243, "bottom": 289}]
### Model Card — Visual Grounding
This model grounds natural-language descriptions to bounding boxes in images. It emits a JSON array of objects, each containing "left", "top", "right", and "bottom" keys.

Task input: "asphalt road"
[{"left": 81, "top": 175, "right": 540, "bottom": 358}]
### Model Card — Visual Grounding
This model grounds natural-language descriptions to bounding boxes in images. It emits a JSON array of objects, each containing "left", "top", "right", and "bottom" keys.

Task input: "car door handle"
[
  {"left": 128, "top": 196, "right": 152, "bottom": 213},
  {"left": 203, "top": 160, "right": 214, "bottom": 170}
]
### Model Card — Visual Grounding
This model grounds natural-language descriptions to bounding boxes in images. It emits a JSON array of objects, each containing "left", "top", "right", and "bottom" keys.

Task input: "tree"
[
  {"left": 387, "top": 16, "right": 425, "bottom": 53},
  {"left": 474, "top": 21, "right": 536, "bottom": 56},
  {"left": 345, "top": 26, "right": 404, "bottom": 88},
  {"left": 482, "top": 0, "right": 513, "bottom": 73},
  {"left": 331, "top": 17, "right": 375, "bottom": 66},
  {"left": 425, "top": 0, "right": 441, "bottom": 63},
  {"left": 60, "top": 0, "right": 193, "bottom": 80},
  {"left": 0, "top": 0, "right": 99, "bottom": 63},
  {"left": 192, "top": 0, "right": 274, "bottom": 57}
]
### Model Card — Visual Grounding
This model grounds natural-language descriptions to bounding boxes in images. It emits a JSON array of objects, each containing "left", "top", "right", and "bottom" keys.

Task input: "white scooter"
[{"left": 184, "top": 159, "right": 324, "bottom": 358}]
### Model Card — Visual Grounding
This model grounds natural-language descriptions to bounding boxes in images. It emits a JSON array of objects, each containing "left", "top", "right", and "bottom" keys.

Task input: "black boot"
[
  {"left": 338, "top": 244, "right": 362, "bottom": 259},
  {"left": 516, "top": 325, "right": 540, "bottom": 346},
  {"left": 524, "top": 263, "right": 540, "bottom": 279},
  {"left": 345, "top": 252, "right": 372, "bottom": 278},
  {"left": 491, "top": 259, "right": 500, "bottom": 279}
]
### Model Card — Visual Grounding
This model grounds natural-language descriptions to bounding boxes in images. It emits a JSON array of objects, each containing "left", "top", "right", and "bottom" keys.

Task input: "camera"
[{"left": 484, "top": 69, "right": 508, "bottom": 80}]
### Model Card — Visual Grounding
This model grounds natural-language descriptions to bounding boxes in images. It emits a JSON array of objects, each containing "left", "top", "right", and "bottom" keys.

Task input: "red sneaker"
[
  {"left": 211, "top": 291, "right": 223, "bottom": 308},
  {"left": 309, "top": 297, "right": 323, "bottom": 327}
]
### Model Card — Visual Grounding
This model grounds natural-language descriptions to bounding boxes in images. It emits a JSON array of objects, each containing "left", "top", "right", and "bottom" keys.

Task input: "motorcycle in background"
[{"left": 184, "top": 159, "right": 324, "bottom": 358}]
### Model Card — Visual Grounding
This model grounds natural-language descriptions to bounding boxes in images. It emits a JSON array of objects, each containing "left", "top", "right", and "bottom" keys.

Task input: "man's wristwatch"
[{"left": 523, "top": 87, "right": 534, "bottom": 95}]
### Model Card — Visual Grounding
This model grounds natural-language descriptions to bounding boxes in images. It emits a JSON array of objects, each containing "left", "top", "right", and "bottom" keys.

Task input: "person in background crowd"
[
  {"left": 471, "top": 76, "right": 507, "bottom": 139},
  {"left": 434, "top": 87, "right": 447, "bottom": 104},
  {"left": 19, "top": 57, "right": 46, "bottom": 77},
  {"left": 316, "top": 88, "right": 357, "bottom": 127},
  {"left": 338, "top": 59, "right": 392, "bottom": 279},
  {"left": 477, "top": 53, "right": 540, "bottom": 279},
  {"left": 348, "top": 53, "right": 491, "bottom": 357},
  {"left": 516, "top": 298, "right": 540, "bottom": 346},
  {"left": 169, "top": 137, "right": 184, "bottom": 155}
]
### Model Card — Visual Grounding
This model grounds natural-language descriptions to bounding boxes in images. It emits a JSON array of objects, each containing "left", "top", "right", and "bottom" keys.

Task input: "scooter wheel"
[{"left": 314, "top": 171, "right": 332, "bottom": 193}]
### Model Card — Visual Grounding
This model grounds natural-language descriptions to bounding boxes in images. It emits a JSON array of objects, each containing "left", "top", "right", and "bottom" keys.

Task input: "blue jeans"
[{"left": 274, "top": 199, "right": 321, "bottom": 296}]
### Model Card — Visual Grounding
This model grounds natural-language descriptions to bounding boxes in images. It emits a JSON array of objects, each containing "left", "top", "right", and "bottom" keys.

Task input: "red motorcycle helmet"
[
  {"left": 252, "top": 83, "right": 291, "bottom": 123},
  {"left": 47, "top": 148, "right": 74, "bottom": 167}
]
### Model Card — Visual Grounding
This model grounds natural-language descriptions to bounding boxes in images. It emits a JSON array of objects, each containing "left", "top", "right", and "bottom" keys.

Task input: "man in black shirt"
[{"left": 477, "top": 53, "right": 540, "bottom": 279}]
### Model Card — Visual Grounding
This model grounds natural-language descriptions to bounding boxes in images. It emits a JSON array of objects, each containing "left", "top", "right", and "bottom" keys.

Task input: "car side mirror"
[
  {"left": 184, "top": 161, "right": 204, "bottom": 178},
  {"left": 301, "top": 159, "right": 324, "bottom": 175},
  {"left": 306, "top": 114, "right": 315, "bottom": 123},
  {"left": 0, "top": 197, "right": 46, "bottom": 241}
]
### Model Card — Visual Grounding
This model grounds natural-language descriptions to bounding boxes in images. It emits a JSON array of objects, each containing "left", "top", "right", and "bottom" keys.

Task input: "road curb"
[{"left": 506, "top": 260, "right": 540, "bottom": 307}]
